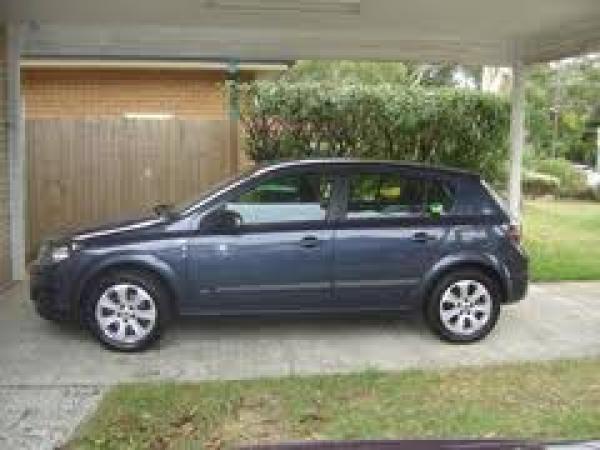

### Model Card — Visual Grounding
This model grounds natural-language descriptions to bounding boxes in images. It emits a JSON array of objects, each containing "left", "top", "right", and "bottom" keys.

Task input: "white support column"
[
  {"left": 7, "top": 23, "right": 26, "bottom": 280},
  {"left": 508, "top": 60, "right": 525, "bottom": 219},
  {"left": 596, "top": 127, "right": 599, "bottom": 173}
]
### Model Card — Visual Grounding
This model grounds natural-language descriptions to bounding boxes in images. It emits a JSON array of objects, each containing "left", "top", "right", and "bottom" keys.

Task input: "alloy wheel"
[
  {"left": 439, "top": 279, "right": 492, "bottom": 336},
  {"left": 95, "top": 283, "right": 157, "bottom": 345}
]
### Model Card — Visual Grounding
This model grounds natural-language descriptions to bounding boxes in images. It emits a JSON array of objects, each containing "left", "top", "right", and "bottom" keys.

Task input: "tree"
[
  {"left": 280, "top": 56, "right": 599, "bottom": 165},
  {"left": 283, "top": 60, "right": 480, "bottom": 88},
  {"left": 525, "top": 55, "right": 600, "bottom": 164},
  {"left": 239, "top": 81, "right": 509, "bottom": 181}
]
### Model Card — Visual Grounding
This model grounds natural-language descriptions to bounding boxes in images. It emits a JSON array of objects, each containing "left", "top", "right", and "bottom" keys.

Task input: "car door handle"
[
  {"left": 299, "top": 235, "right": 320, "bottom": 248},
  {"left": 412, "top": 232, "right": 437, "bottom": 243}
]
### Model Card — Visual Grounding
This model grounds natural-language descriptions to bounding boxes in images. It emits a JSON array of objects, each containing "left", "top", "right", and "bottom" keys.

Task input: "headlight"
[
  {"left": 37, "top": 240, "right": 80, "bottom": 263},
  {"left": 51, "top": 245, "right": 70, "bottom": 263}
]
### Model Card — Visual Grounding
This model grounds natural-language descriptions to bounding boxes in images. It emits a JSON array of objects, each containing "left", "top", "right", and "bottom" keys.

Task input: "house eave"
[{"left": 20, "top": 57, "right": 291, "bottom": 72}]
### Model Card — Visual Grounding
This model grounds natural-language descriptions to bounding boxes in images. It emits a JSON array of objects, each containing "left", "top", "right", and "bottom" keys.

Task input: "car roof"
[{"left": 258, "top": 158, "right": 480, "bottom": 179}]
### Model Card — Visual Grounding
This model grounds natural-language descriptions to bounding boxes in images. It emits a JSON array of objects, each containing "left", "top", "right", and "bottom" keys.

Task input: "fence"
[{"left": 26, "top": 118, "right": 239, "bottom": 258}]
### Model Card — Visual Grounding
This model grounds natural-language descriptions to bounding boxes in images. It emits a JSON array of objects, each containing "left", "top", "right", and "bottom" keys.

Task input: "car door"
[
  {"left": 333, "top": 168, "right": 453, "bottom": 310},
  {"left": 186, "top": 169, "right": 338, "bottom": 313}
]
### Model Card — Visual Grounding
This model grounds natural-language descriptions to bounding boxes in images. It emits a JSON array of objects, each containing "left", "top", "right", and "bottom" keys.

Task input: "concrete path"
[
  {"left": 0, "top": 281, "right": 599, "bottom": 448},
  {"left": 0, "top": 385, "right": 103, "bottom": 450}
]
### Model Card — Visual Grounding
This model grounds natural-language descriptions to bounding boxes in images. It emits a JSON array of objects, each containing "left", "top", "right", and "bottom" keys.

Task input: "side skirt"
[{"left": 177, "top": 305, "right": 417, "bottom": 318}]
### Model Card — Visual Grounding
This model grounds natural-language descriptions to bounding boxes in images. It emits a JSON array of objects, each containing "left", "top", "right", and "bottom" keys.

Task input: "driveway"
[{"left": 1, "top": 281, "right": 599, "bottom": 448}]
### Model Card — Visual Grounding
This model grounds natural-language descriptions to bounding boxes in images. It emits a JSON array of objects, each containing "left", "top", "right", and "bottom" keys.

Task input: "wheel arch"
[
  {"left": 416, "top": 254, "right": 509, "bottom": 309},
  {"left": 73, "top": 255, "right": 183, "bottom": 321}
]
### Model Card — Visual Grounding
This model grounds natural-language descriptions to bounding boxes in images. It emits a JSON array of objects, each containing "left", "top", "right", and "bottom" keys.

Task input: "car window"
[
  {"left": 225, "top": 173, "right": 332, "bottom": 224},
  {"left": 346, "top": 172, "right": 453, "bottom": 219},
  {"left": 426, "top": 178, "right": 455, "bottom": 212}
]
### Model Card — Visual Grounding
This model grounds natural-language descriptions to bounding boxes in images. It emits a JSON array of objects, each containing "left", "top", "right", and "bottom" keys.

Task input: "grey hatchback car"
[{"left": 31, "top": 159, "right": 528, "bottom": 351}]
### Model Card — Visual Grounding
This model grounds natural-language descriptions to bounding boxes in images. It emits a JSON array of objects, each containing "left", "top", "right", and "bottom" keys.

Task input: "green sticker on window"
[{"left": 429, "top": 202, "right": 444, "bottom": 218}]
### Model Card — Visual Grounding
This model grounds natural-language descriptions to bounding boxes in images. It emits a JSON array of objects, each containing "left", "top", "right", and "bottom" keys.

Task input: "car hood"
[{"left": 45, "top": 212, "right": 167, "bottom": 245}]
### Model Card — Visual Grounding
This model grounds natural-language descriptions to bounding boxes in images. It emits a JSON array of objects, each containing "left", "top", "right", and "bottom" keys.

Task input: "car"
[{"left": 30, "top": 159, "right": 528, "bottom": 351}]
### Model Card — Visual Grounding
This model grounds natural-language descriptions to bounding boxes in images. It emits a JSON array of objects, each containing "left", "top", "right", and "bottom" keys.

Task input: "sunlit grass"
[
  {"left": 524, "top": 199, "right": 600, "bottom": 281},
  {"left": 67, "top": 359, "right": 600, "bottom": 449}
]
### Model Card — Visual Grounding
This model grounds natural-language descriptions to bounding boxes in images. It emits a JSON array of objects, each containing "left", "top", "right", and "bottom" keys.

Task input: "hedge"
[
  {"left": 522, "top": 170, "right": 560, "bottom": 197},
  {"left": 238, "top": 82, "right": 510, "bottom": 181},
  {"left": 530, "top": 158, "right": 588, "bottom": 197}
]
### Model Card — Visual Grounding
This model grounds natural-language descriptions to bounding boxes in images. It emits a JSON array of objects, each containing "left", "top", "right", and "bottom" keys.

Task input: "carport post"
[
  {"left": 227, "top": 60, "right": 240, "bottom": 175},
  {"left": 7, "top": 23, "right": 26, "bottom": 281},
  {"left": 508, "top": 60, "right": 525, "bottom": 220},
  {"left": 596, "top": 127, "right": 599, "bottom": 173}
]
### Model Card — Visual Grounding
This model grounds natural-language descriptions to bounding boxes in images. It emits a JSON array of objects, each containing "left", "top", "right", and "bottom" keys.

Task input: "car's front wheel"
[
  {"left": 83, "top": 270, "right": 170, "bottom": 351},
  {"left": 425, "top": 269, "right": 501, "bottom": 343}
]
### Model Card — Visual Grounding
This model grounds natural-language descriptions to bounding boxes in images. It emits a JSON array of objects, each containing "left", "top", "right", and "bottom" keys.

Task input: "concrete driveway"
[{"left": 1, "top": 281, "right": 599, "bottom": 448}]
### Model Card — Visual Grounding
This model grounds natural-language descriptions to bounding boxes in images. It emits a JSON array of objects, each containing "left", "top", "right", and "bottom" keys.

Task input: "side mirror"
[{"left": 199, "top": 208, "right": 243, "bottom": 233}]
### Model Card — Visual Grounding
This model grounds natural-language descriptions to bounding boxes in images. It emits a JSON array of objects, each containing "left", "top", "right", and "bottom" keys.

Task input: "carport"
[{"left": 2, "top": 0, "right": 600, "bottom": 283}]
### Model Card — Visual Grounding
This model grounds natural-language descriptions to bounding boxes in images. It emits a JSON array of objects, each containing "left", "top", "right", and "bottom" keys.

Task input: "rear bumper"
[
  {"left": 30, "top": 262, "right": 75, "bottom": 322},
  {"left": 506, "top": 271, "right": 528, "bottom": 303},
  {"left": 504, "top": 248, "right": 529, "bottom": 304}
]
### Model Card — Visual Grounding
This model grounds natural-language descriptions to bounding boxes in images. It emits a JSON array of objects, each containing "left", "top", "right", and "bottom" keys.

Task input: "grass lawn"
[
  {"left": 66, "top": 359, "right": 600, "bottom": 449},
  {"left": 523, "top": 199, "right": 600, "bottom": 281}
]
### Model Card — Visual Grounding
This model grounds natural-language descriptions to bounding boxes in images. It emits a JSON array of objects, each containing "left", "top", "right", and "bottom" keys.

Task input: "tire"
[
  {"left": 424, "top": 269, "right": 501, "bottom": 343},
  {"left": 82, "top": 270, "right": 171, "bottom": 351}
]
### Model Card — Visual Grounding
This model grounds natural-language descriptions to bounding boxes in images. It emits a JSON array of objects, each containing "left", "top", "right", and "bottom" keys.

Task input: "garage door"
[{"left": 26, "top": 118, "right": 234, "bottom": 258}]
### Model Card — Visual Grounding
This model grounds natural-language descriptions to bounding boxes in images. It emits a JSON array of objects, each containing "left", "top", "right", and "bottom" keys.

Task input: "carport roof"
[{"left": 8, "top": 0, "right": 600, "bottom": 65}]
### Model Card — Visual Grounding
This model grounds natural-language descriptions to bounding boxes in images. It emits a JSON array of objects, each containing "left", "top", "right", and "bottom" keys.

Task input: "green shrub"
[
  {"left": 570, "top": 185, "right": 600, "bottom": 201},
  {"left": 530, "top": 158, "right": 588, "bottom": 198},
  {"left": 522, "top": 170, "right": 560, "bottom": 197},
  {"left": 239, "top": 81, "right": 510, "bottom": 182}
]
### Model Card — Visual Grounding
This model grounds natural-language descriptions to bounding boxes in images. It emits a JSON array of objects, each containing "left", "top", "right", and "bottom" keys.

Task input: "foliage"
[
  {"left": 284, "top": 60, "right": 423, "bottom": 85},
  {"left": 278, "top": 57, "right": 600, "bottom": 166},
  {"left": 526, "top": 56, "right": 600, "bottom": 164},
  {"left": 239, "top": 81, "right": 510, "bottom": 181},
  {"left": 522, "top": 170, "right": 560, "bottom": 197},
  {"left": 529, "top": 158, "right": 588, "bottom": 198},
  {"left": 284, "top": 60, "right": 481, "bottom": 88}
]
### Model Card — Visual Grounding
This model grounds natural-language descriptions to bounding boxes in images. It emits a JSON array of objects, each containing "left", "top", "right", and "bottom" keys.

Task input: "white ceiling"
[{"left": 7, "top": 0, "right": 600, "bottom": 64}]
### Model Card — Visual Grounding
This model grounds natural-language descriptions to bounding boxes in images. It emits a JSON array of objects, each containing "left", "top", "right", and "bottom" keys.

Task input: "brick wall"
[
  {"left": 0, "top": 25, "right": 12, "bottom": 283},
  {"left": 22, "top": 68, "right": 230, "bottom": 118}
]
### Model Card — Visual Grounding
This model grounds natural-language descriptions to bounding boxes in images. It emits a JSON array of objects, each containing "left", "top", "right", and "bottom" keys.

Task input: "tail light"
[{"left": 505, "top": 222, "right": 522, "bottom": 245}]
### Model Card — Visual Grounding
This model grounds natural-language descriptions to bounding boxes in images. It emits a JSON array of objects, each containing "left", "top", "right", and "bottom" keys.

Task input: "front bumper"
[{"left": 30, "top": 262, "right": 75, "bottom": 321}]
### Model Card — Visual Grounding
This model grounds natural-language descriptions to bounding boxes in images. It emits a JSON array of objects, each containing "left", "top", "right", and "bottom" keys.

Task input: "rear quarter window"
[{"left": 453, "top": 177, "right": 509, "bottom": 217}]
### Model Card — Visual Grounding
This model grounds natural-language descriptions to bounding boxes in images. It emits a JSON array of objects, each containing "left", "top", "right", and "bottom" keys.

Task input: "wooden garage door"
[{"left": 26, "top": 118, "right": 235, "bottom": 258}]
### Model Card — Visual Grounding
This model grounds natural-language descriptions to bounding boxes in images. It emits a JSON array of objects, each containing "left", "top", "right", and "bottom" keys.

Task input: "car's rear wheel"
[
  {"left": 425, "top": 269, "right": 501, "bottom": 343},
  {"left": 83, "top": 270, "right": 170, "bottom": 351}
]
